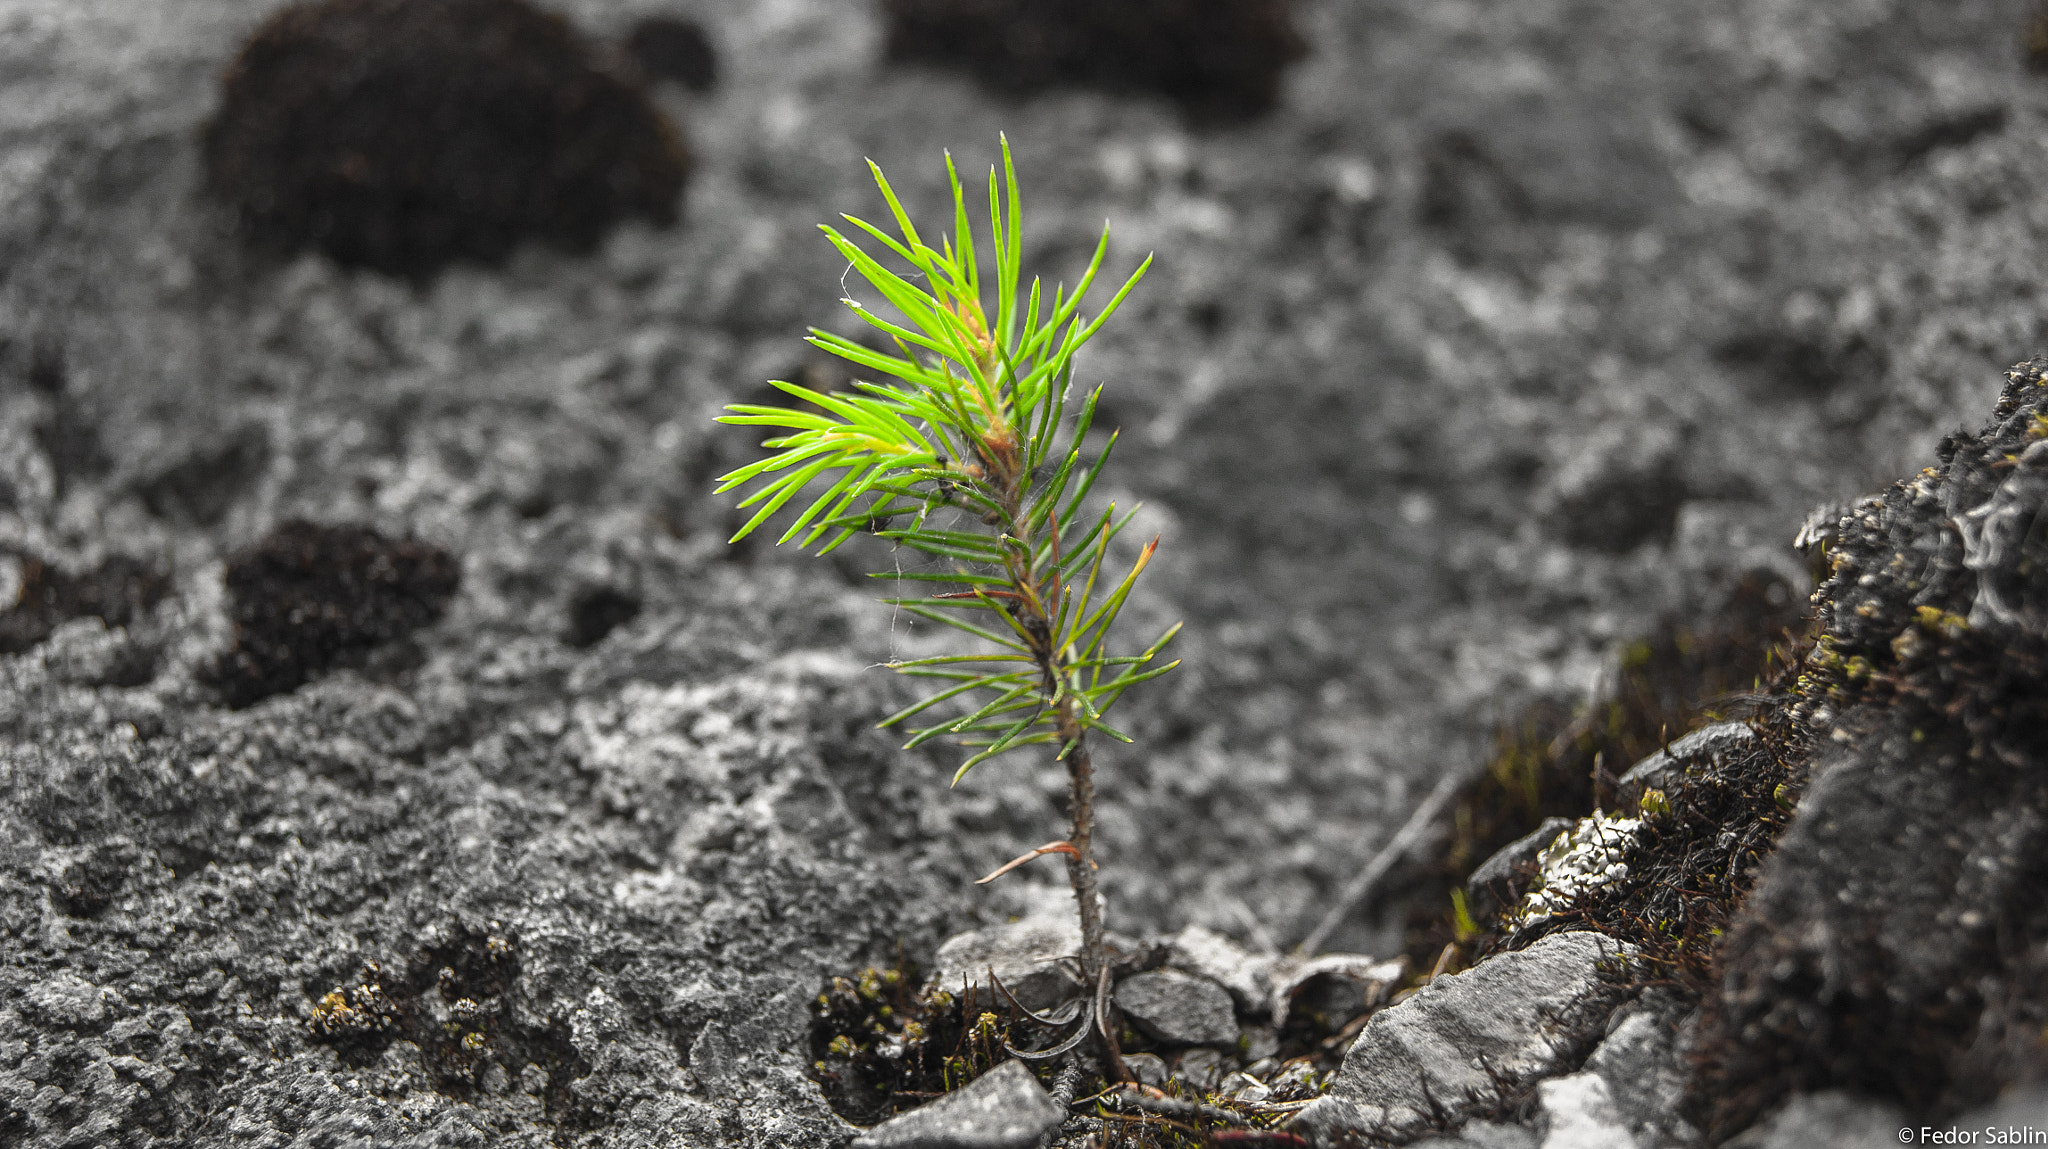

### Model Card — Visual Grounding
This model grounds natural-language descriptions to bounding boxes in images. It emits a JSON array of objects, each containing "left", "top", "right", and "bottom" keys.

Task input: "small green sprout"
[
  {"left": 1638, "top": 787, "right": 1672, "bottom": 819},
  {"left": 716, "top": 135, "right": 1180, "bottom": 1078}
]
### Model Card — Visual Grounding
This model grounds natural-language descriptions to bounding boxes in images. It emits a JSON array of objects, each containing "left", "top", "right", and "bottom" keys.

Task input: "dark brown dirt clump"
[
  {"left": 879, "top": 0, "right": 1307, "bottom": 121},
  {"left": 204, "top": 520, "right": 459, "bottom": 707},
  {"left": 626, "top": 16, "right": 718, "bottom": 92},
  {"left": 203, "top": 0, "right": 690, "bottom": 278},
  {"left": 809, "top": 964, "right": 976, "bottom": 1128},
  {"left": 0, "top": 552, "right": 172, "bottom": 656}
]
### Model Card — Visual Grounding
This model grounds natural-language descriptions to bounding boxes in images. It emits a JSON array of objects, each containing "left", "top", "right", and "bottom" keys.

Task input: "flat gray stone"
[
  {"left": 1121, "top": 1052, "right": 1168, "bottom": 1088},
  {"left": 1290, "top": 932, "right": 1631, "bottom": 1143},
  {"left": 1615, "top": 722, "right": 1756, "bottom": 808},
  {"left": 1267, "top": 951, "right": 1408, "bottom": 1030},
  {"left": 926, "top": 918, "right": 1082, "bottom": 1014},
  {"left": 851, "top": 1060, "right": 1063, "bottom": 1149},
  {"left": 1115, "top": 968, "right": 1239, "bottom": 1046},
  {"left": 1166, "top": 925, "right": 1277, "bottom": 1015},
  {"left": 1169, "top": 1048, "right": 1228, "bottom": 1092},
  {"left": 1584, "top": 996, "right": 1697, "bottom": 1147}
]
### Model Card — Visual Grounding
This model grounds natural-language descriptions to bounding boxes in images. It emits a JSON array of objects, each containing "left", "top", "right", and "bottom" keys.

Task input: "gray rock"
[
  {"left": 1169, "top": 1048, "right": 1228, "bottom": 1093},
  {"left": 1220, "top": 1072, "right": 1271, "bottom": 1103},
  {"left": 1724, "top": 1092, "right": 1903, "bottom": 1149},
  {"left": 1698, "top": 364, "right": 2048, "bottom": 1129},
  {"left": 1162, "top": 924, "right": 1402, "bottom": 1030},
  {"left": 1535, "top": 1074, "right": 1636, "bottom": 1149},
  {"left": 1114, "top": 968, "right": 1238, "bottom": 1046},
  {"left": 21, "top": 971, "right": 111, "bottom": 1027},
  {"left": 1267, "top": 952, "right": 1409, "bottom": 1030},
  {"left": 1290, "top": 932, "right": 1632, "bottom": 1143},
  {"left": 1121, "top": 1053, "right": 1169, "bottom": 1089},
  {"left": 1467, "top": 816, "right": 1575, "bottom": 909},
  {"left": 1584, "top": 996, "right": 1697, "bottom": 1147},
  {"left": 851, "top": 1060, "right": 1062, "bottom": 1149},
  {"left": 926, "top": 918, "right": 1084, "bottom": 1015},
  {"left": 1465, "top": 1122, "right": 1543, "bottom": 1149},
  {"left": 5, "top": 0, "right": 2046, "bottom": 1143},
  {"left": 1615, "top": 722, "right": 1757, "bottom": 809},
  {"left": 1166, "top": 925, "right": 1276, "bottom": 1016},
  {"left": 1240, "top": 1025, "right": 1280, "bottom": 1062}
]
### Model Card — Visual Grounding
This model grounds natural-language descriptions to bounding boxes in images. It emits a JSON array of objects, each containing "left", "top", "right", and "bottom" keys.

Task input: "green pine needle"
[{"left": 716, "top": 135, "right": 1179, "bottom": 783}]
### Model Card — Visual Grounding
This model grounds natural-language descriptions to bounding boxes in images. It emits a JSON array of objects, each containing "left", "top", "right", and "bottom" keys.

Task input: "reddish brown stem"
[{"left": 979, "top": 424, "right": 1123, "bottom": 1080}]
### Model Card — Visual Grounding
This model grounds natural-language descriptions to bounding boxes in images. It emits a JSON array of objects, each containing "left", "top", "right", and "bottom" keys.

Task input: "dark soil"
[
  {"left": 304, "top": 928, "right": 603, "bottom": 1139},
  {"left": 878, "top": 0, "right": 1307, "bottom": 121},
  {"left": 563, "top": 584, "right": 641, "bottom": 649},
  {"left": 203, "top": 519, "right": 459, "bottom": 707},
  {"left": 626, "top": 16, "right": 718, "bottom": 93},
  {"left": 0, "top": 552, "right": 172, "bottom": 656},
  {"left": 808, "top": 963, "right": 977, "bottom": 1129},
  {"left": 1689, "top": 357, "right": 2048, "bottom": 1137},
  {"left": 202, "top": 0, "right": 690, "bottom": 278}
]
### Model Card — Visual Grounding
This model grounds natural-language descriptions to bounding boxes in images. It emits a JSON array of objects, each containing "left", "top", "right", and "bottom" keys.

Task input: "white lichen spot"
[{"left": 1517, "top": 812, "right": 1643, "bottom": 923}]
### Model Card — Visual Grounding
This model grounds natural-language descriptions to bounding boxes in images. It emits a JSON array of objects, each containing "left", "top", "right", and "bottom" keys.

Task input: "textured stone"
[
  {"left": 1412, "top": 1121, "right": 1540, "bottom": 1149},
  {"left": 1290, "top": 932, "right": 1631, "bottom": 1143},
  {"left": 1585, "top": 997, "right": 1696, "bottom": 1147},
  {"left": 1615, "top": 722, "right": 1757, "bottom": 808},
  {"left": 1535, "top": 1074, "right": 1635, "bottom": 1149},
  {"left": 1121, "top": 1052, "right": 1168, "bottom": 1089},
  {"left": 1266, "top": 951, "right": 1408, "bottom": 1030},
  {"left": 1115, "top": 968, "right": 1238, "bottom": 1046},
  {"left": 851, "top": 1060, "right": 1062, "bottom": 1149},
  {"left": 1166, "top": 924, "right": 1276, "bottom": 1016},
  {"left": 926, "top": 918, "right": 1084, "bottom": 1014},
  {"left": 1697, "top": 362, "right": 2048, "bottom": 1131}
]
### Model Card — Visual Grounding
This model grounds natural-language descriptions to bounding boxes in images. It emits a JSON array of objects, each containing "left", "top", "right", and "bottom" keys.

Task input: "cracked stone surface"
[
  {"left": 1113, "top": 968, "right": 1239, "bottom": 1047},
  {"left": 1290, "top": 931, "right": 1632, "bottom": 1143}
]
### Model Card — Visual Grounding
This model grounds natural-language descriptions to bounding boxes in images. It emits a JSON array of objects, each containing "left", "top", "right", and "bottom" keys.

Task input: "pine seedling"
[{"left": 716, "top": 137, "right": 1178, "bottom": 1076}]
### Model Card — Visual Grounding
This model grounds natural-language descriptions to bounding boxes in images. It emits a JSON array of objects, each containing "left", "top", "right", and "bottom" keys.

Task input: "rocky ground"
[{"left": 5, "top": 0, "right": 2048, "bottom": 1145}]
